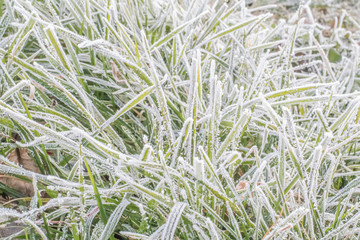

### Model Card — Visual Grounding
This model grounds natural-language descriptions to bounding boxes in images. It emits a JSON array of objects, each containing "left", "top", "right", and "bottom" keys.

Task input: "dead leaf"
[
  {"left": 293, "top": 192, "right": 304, "bottom": 204},
  {"left": 236, "top": 180, "right": 261, "bottom": 191},
  {"left": 0, "top": 148, "right": 40, "bottom": 197},
  {"left": 29, "top": 85, "right": 35, "bottom": 100},
  {"left": 110, "top": 60, "right": 122, "bottom": 83},
  {"left": 31, "top": 80, "right": 47, "bottom": 92},
  {"left": 236, "top": 180, "right": 248, "bottom": 191}
]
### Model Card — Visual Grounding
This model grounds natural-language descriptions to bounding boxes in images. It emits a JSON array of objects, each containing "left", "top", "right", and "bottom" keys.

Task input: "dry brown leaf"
[
  {"left": 110, "top": 60, "right": 122, "bottom": 82},
  {"left": 236, "top": 180, "right": 248, "bottom": 191},
  {"left": 236, "top": 180, "right": 261, "bottom": 191},
  {"left": 0, "top": 148, "right": 40, "bottom": 197},
  {"left": 31, "top": 80, "right": 47, "bottom": 92},
  {"left": 29, "top": 85, "right": 35, "bottom": 100}
]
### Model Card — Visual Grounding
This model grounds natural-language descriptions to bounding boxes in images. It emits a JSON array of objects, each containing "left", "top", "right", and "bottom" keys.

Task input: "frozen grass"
[{"left": 0, "top": 0, "right": 360, "bottom": 239}]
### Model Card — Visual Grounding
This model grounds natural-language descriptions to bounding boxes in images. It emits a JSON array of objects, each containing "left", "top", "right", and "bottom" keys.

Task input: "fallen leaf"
[
  {"left": 29, "top": 85, "right": 35, "bottom": 100},
  {"left": 0, "top": 148, "right": 40, "bottom": 197},
  {"left": 236, "top": 180, "right": 261, "bottom": 191},
  {"left": 236, "top": 180, "right": 248, "bottom": 190},
  {"left": 110, "top": 60, "right": 122, "bottom": 82},
  {"left": 31, "top": 80, "right": 47, "bottom": 92}
]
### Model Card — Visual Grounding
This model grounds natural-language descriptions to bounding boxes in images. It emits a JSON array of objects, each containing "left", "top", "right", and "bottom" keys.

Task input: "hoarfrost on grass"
[{"left": 0, "top": 0, "right": 360, "bottom": 239}]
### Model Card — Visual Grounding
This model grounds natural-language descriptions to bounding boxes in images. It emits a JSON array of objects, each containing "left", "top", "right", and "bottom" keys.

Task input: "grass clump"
[{"left": 0, "top": 0, "right": 360, "bottom": 239}]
